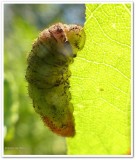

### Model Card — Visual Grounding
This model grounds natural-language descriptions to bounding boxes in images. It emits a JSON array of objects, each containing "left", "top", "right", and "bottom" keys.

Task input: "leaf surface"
[{"left": 67, "top": 4, "right": 131, "bottom": 155}]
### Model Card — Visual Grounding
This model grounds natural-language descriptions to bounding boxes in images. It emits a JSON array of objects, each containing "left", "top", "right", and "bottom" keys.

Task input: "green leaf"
[{"left": 67, "top": 4, "right": 131, "bottom": 155}]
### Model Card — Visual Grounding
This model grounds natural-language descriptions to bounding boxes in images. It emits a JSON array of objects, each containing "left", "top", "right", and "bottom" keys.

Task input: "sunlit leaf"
[{"left": 67, "top": 4, "right": 131, "bottom": 155}]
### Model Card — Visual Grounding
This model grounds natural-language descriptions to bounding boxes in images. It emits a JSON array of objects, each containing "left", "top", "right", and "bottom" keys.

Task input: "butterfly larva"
[{"left": 25, "top": 23, "right": 85, "bottom": 137}]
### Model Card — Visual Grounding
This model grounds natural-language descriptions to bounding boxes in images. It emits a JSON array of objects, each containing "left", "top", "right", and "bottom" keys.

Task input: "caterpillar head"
[
  {"left": 38, "top": 23, "right": 85, "bottom": 65},
  {"left": 65, "top": 24, "right": 86, "bottom": 57}
]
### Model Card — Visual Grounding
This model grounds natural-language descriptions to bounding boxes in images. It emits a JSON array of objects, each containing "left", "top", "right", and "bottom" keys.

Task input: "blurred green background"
[{"left": 4, "top": 4, "right": 85, "bottom": 155}]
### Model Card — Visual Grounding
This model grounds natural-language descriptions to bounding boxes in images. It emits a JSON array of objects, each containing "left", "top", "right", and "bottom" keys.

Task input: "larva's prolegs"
[{"left": 26, "top": 23, "right": 85, "bottom": 137}]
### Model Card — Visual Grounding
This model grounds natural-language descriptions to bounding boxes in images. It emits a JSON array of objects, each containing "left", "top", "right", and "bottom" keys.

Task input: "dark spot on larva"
[
  {"left": 73, "top": 54, "right": 77, "bottom": 57},
  {"left": 51, "top": 105, "right": 57, "bottom": 112},
  {"left": 76, "top": 33, "right": 81, "bottom": 37},
  {"left": 54, "top": 83, "right": 60, "bottom": 87},
  {"left": 62, "top": 124, "right": 67, "bottom": 128},
  {"left": 49, "top": 30, "right": 56, "bottom": 39},
  {"left": 59, "top": 34, "right": 65, "bottom": 41},
  {"left": 63, "top": 37, "right": 66, "bottom": 42},
  {"left": 70, "top": 26, "right": 78, "bottom": 31},
  {"left": 61, "top": 93, "right": 64, "bottom": 96},
  {"left": 57, "top": 28, "right": 63, "bottom": 33},
  {"left": 37, "top": 87, "right": 45, "bottom": 90},
  {"left": 74, "top": 41, "right": 80, "bottom": 49},
  {"left": 38, "top": 106, "right": 40, "bottom": 110}
]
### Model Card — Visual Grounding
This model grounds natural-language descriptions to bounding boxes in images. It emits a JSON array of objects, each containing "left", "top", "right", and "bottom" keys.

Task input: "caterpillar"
[{"left": 25, "top": 23, "right": 85, "bottom": 137}]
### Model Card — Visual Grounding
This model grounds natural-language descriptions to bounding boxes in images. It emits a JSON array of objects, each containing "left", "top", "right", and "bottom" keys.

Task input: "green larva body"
[{"left": 25, "top": 23, "right": 85, "bottom": 137}]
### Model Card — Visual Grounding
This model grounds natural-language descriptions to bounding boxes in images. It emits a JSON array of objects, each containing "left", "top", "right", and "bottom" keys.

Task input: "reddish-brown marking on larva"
[{"left": 42, "top": 114, "right": 75, "bottom": 137}]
